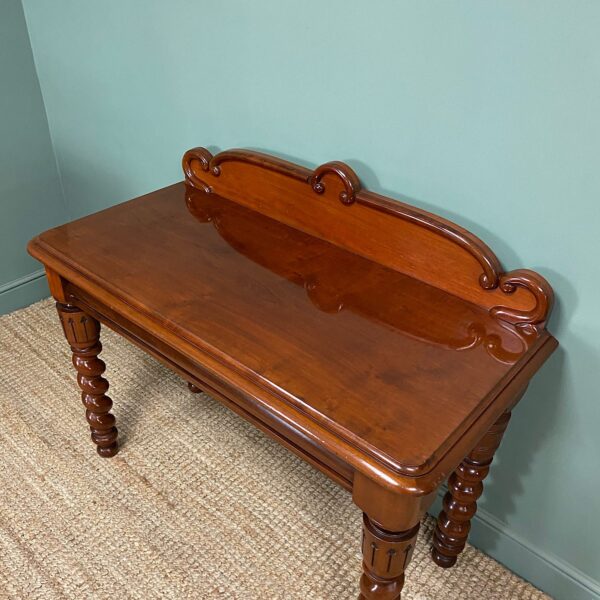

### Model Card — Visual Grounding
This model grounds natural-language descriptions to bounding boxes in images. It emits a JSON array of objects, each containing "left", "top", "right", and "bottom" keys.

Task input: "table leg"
[
  {"left": 56, "top": 303, "right": 119, "bottom": 458},
  {"left": 431, "top": 411, "right": 511, "bottom": 567},
  {"left": 359, "top": 514, "right": 420, "bottom": 600}
]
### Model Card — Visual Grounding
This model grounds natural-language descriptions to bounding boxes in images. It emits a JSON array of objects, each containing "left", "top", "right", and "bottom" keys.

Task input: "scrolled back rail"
[{"left": 182, "top": 146, "right": 554, "bottom": 330}]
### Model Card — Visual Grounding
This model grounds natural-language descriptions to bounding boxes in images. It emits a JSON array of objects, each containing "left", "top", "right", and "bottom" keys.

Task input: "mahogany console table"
[{"left": 28, "top": 147, "right": 557, "bottom": 599}]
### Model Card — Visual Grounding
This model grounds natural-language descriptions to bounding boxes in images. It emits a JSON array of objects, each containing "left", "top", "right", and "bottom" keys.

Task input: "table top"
[{"left": 29, "top": 148, "right": 557, "bottom": 482}]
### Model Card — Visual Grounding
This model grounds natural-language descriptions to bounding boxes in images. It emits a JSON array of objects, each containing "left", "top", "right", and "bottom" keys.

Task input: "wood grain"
[
  {"left": 56, "top": 303, "right": 118, "bottom": 457},
  {"left": 27, "top": 146, "right": 558, "bottom": 597},
  {"left": 183, "top": 147, "right": 554, "bottom": 330}
]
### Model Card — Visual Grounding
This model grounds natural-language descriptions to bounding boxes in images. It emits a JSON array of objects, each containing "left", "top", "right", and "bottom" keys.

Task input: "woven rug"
[{"left": 0, "top": 299, "right": 549, "bottom": 599}]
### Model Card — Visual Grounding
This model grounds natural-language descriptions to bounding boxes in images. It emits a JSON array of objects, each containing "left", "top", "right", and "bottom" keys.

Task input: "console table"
[{"left": 28, "top": 147, "right": 557, "bottom": 599}]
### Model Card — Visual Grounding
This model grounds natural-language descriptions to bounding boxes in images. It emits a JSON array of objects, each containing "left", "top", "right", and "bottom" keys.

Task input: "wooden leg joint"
[
  {"left": 359, "top": 515, "right": 419, "bottom": 600},
  {"left": 56, "top": 303, "right": 119, "bottom": 458}
]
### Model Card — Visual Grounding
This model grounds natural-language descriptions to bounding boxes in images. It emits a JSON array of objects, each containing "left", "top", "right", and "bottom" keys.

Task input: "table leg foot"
[
  {"left": 56, "top": 303, "right": 119, "bottom": 458},
  {"left": 432, "top": 411, "right": 511, "bottom": 567},
  {"left": 359, "top": 514, "right": 419, "bottom": 600},
  {"left": 187, "top": 382, "right": 202, "bottom": 393}
]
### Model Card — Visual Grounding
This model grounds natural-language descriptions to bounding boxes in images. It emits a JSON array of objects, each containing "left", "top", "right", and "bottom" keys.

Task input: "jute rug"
[{"left": 0, "top": 299, "right": 549, "bottom": 599}]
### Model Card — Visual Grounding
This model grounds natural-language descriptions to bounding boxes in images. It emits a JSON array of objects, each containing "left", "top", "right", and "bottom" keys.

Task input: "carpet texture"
[{"left": 0, "top": 299, "right": 549, "bottom": 600}]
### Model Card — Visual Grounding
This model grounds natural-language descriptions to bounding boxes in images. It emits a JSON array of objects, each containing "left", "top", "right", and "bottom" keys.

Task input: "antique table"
[{"left": 28, "top": 147, "right": 557, "bottom": 599}]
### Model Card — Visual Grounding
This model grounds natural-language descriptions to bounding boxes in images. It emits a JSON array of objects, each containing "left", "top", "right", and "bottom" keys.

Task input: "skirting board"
[
  {"left": 0, "top": 269, "right": 49, "bottom": 315},
  {"left": 428, "top": 491, "right": 600, "bottom": 600}
]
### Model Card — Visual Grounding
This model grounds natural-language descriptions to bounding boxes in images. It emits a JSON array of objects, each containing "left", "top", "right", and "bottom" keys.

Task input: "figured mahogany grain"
[
  {"left": 182, "top": 148, "right": 554, "bottom": 325},
  {"left": 31, "top": 183, "right": 547, "bottom": 479}
]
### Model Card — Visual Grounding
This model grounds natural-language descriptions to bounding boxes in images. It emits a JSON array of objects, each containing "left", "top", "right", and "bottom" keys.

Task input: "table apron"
[{"left": 66, "top": 285, "right": 356, "bottom": 492}]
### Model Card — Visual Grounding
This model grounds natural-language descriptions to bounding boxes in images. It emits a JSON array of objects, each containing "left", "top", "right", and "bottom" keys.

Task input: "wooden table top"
[{"left": 29, "top": 176, "right": 556, "bottom": 480}]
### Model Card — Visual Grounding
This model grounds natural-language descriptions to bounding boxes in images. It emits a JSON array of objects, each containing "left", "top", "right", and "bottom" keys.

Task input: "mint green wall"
[
  {"left": 20, "top": 1, "right": 600, "bottom": 598},
  {"left": 0, "top": 0, "right": 65, "bottom": 314}
]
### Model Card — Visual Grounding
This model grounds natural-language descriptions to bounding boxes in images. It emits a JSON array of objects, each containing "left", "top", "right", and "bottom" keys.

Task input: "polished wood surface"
[
  {"left": 432, "top": 410, "right": 512, "bottom": 567},
  {"left": 28, "top": 147, "right": 558, "bottom": 598},
  {"left": 28, "top": 184, "right": 553, "bottom": 479},
  {"left": 182, "top": 148, "right": 554, "bottom": 327}
]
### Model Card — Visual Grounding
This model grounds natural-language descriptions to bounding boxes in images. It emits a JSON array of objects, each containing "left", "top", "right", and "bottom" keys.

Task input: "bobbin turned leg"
[
  {"left": 432, "top": 411, "right": 511, "bottom": 567},
  {"left": 359, "top": 514, "right": 419, "bottom": 600},
  {"left": 56, "top": 303, "right": 119, "bottom": 458}
]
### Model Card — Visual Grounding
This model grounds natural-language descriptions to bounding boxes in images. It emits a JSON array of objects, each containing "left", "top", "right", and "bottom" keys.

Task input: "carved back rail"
[{"left": 182, "top": 148, "right": 553, "bottom": 332}]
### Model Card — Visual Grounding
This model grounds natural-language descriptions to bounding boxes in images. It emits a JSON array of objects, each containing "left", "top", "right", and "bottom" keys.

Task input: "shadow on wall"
[
  {"left": 58, "top": 148, "right": 180, "bottom": 219},
  {"left": 345, "top": 158, "right": 527, "bottom": 268},
  {"left": 478, "top": 348, "right": 565, "bottom": 535},
  {"left": 340, "top": 157, "right": 582, "bottom": 569},
  {"left": 460, "top": 268, "right": 579, "bottom": 544}
]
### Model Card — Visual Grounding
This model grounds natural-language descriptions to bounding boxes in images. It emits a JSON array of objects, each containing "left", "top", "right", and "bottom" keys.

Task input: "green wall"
[
  {"left": 0, "top": 0, "right": 65, "bottom": 314},
  {"left": 18, "top": 1, "right": 600, "bottom": 598}
]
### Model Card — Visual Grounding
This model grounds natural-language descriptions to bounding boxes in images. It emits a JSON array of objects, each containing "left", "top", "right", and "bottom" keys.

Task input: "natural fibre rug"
[{"left": 0, "top": 299, "right": 548, "bottom": 600}]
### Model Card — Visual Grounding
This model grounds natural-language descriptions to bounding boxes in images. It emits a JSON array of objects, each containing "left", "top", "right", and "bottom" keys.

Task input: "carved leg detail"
[
  {"left": 187, "top": 382, "right": 202, "bottom": 394},
  {"left": 56, "top": 303, "right": 119, "bottom": 458},
  {"left": 432, "top": 411, "right": 511, "bottom": 567},
  {"left": 359, "top": 514, "right": 419, "bottom": 600}
]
